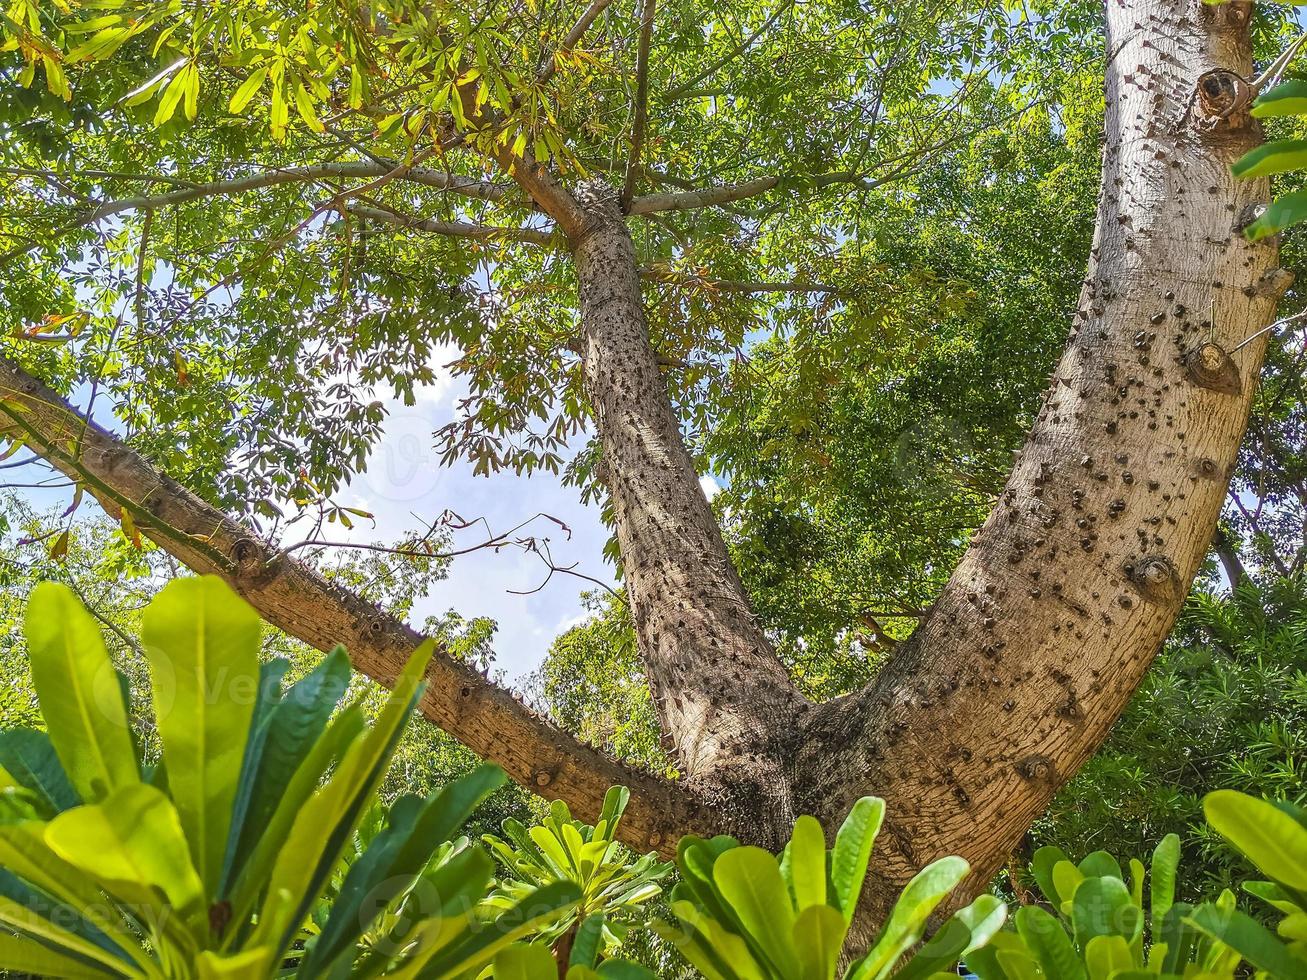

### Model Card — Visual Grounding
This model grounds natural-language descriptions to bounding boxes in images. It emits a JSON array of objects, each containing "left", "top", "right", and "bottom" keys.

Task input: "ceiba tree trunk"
[
  {"left": 0, "top": 0, "right": 1288, "bottom": 936},
  {"left": 569, "top": 182, "right": 807, "bottom": 830},
  {"left": 796, "top": 0, "right": 1288, "bottom": 925}
]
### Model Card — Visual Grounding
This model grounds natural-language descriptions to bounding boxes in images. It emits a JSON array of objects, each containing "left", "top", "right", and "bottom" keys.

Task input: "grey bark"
[{"left": 570, "top": 181, "right": 807, "bottom": 834}]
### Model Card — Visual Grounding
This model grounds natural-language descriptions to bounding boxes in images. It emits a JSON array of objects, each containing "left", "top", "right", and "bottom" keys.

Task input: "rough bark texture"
[
  {"left": 795, "top": 0, "right": 1288, "bottom": 928},
  {"left": 1, "top": 0, "right": 1290, "bottom": 943},
  {"left": 570, "top": 181, "right": 807, "bottom": 834},
  {"left": 0, "top": 362, "right": 702, "bottom": 852}
]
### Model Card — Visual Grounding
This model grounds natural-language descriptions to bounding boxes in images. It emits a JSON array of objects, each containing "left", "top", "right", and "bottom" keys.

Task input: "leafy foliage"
[
  {"left": 1188, "top": 790, "right": 1307, "bottom": 978},
  {"left": 0, "top": 575, "right": 578, "bottom": 977},
  {"left": 968, "top": 834, "right": 1245, "bottom": 979},
  {"left": 484, "top": 786, "right": 672, "bottom": 956},
  {"left": 655, "top": 796, "right": 1005, "bottom": 979}
]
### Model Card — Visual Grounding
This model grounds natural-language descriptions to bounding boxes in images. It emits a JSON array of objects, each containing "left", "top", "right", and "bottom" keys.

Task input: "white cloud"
[{"left": 699, "top": 474, "right": 721, "bottom": 501}]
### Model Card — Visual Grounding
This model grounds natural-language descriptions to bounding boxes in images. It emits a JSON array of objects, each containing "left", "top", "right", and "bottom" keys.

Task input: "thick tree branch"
[
  {"left": 620, "top": 0, "right": 658, "bottom": 211},
  {"left": 796, "top": 0, "right": 1287, "bottom": 935},
  {"left": 569, "top": 181, "right": 806, "bottom": 831},
  {"left": 0, "top": 356, "right": 701, "bottom": 853}
]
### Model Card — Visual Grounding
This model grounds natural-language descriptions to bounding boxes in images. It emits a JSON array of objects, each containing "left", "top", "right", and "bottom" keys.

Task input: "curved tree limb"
[
  {"left": 0, "top": 357, "right": 702, "bottom": 854},
  {"left": 345, "top": 202, "right": 561, "bottom": 246}
]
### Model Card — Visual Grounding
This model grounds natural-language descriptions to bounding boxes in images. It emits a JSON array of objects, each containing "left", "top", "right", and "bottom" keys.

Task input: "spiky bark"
[
  {"left": 0, "top": 0, "right": 1288, "bottom": 938},
  {"left": 794, "top": 0, "right": 1288, "bottom": 927}
]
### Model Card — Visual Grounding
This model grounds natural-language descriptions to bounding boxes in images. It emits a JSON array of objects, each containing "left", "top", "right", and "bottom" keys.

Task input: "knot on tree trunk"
[
  {"left": 572, "top": 179, "right": 625, "bottom": 242},
  {"left": 1195, "top": 69, "right": 1254, "bottom": 131}
]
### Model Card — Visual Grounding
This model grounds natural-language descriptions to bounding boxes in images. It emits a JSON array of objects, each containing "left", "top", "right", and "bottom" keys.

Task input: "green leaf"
[
  {"left": 1083, "top": 934, "right": 1133, "bottom": 976},
  {"left": 225, "top": 703, "right": 364, "bottom": 925},
  {"left": 142, "top": 576, "right": 260, "bottom": 896},
  {"left": 0, "top": 891, "right": 134, "bottom": 977},
  {"left": 294, "top": 79, "right": 324, "bottom": 132},
  {"left": 594, "top": 960, "right": 656, "bottom": 980},
  {"left": 1205, "top": 789, "right": 1307, "bottom": 890},
  {"left": 0, "top": 823, "right": 147, "bottom": 967},
  {"left": 1009, "top": 904, "right": 1082, "bottom": 980},
  {"left": 570, "top": 913, "right": 606, "bottom": 968},
  {"left": 197, "top": 947, "right": 277, "bottom": 977},
  {"left": 307, "top": 764, "right": 505, "bottom": 974},
  {"left": 155, "top": 63, "right": 191, "bottom": 125},
  {"left": 44, "top": 782, "right": 206, "bottom": 938},
  {"left": 223, "top": 647, "right": 349, "bottom": 895},
  {"left": 1253, "top": 79, "right": 1307, "bottom": 117},
  {"left": 851, "top": 855, "right": 969, "bottom": 980},
  {"left": 228, "top": 67, "right": 267, "bottom": 113},
  {"left": 24, "top": 582, "right": 138, "bottom": 804},
  {"left": 404, "top": 880, "right": 581, "bottom": 978},
  {"left": 1076, "top": 851, "right": 1122, "bottom": 882},
  {"left": 793, "top": 903, "right": 845, "bottom": 980},
  {"left": 1031, "top": 845, "right": 1071, "bottom": 910},
  {"left": 495, "top": 942, "right": 558, "bottom": 980},
  {"left": 1186, "top": 903, "right": 1306, "bottom": 978},
  {"left": 1072, "top": 876, "right": 1141, "bottom": 948},
  {"left": 1150, "top": 833, "right": 1179, "bottom": 935},
  {"left": 1232, "top": 138, "right": 1307, "bottom": 178},
  {"left": 896, "top": 894, "right": 1008, "bottom": 980},
  {"left": 1245, "top": 190, "right": 1307, "bottom": 241},
  {"left": 788, "top": 814, "right": 828, "bottom": 910},
  {"left": 0, "top": 729, "right": 79, "bottom": 813},
  {"left": 248, "top": 640, "right": 435, "bottom": 960},
  {"left": 713, "top": 846, "right": 800, "bottom": 975},
  {"left": 0, "top": 929, "right": 117, "bottom": 978},
  {"left": 831, "top": 797, "right": 884, "bottom": 925}
]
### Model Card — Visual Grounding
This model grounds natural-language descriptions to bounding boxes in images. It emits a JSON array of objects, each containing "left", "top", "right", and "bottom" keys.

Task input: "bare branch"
[
  {"left": 621, "top": 0, "right": 659, "bottom": 210},
  {"left": 665, "top": 0, "right": 797, "bottom": 100},
  {"left": 627, "top": 98, "right": 1047, "bottom": 216},
  {"left": 82, "top": 162, "right": 511, "bottom": 222},
  {"left": 627, "top": 175, "right": 782, "bottom": 215},
  {"left": 643, "top": 269, "right": 845, "bottom": 294},
  {"left": 346, "top": 202, "right": 560, "bottom": 246}
]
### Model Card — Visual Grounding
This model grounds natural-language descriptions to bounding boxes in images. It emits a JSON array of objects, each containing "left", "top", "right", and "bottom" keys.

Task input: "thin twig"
[
  {"left": 1229, "top": 305, "right": 1307, "bottom": 354},
  {"left": 666, "top": 0, "right": 796, "bottom": 100}
]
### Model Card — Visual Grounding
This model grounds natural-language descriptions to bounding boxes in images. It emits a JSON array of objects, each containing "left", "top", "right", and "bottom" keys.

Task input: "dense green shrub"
[
  {"left": 654, "top": 798, "right": 1005, "bottom": 980},
  {"left": 0, "top": 577, "right": 576, "bottom": 977},
  {"left": 966, "top": 834, "right": 1245, "bottom": 978},
  {"left": 1186, "top": 790, "right": 1307, "bottom": 978},
  {"left": 484, "top": 787, "right": 672, "bottom": 958}
]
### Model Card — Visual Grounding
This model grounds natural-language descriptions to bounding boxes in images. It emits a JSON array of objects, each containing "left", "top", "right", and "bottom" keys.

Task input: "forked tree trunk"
[
  {"left": 570, "top": 181, "right": 807, "bottom": 832},
  {"left": 0, "top": 0, "right": 1289, "bottom": 938}
]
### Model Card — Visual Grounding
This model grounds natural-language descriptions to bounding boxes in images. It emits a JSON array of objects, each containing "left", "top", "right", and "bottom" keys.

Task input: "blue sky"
[
  {"left": 332, "top": 346, "right": 618, "bottom": 680},
  {"left": 328, "top": 345, "right": 720, "bottom": 680}
]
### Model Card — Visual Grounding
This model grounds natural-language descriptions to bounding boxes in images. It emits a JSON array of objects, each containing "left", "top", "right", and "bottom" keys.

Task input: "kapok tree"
[{"left": 0, "top": 0, "right": 1295, "bottom": 930}]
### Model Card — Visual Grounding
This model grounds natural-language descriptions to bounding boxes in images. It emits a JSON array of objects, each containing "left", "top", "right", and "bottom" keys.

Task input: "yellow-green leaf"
[
  {"left": 142, "top": 576, "right": 260, "bottom": 896},
  {"left": 24, "top": 582, "right": 138, "bottom": 803},
  {"left": 228, "top": 66, "right": 266, "bottom": 113}
]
